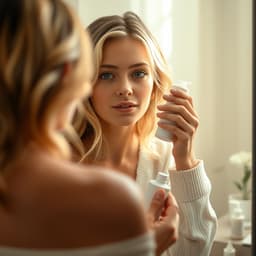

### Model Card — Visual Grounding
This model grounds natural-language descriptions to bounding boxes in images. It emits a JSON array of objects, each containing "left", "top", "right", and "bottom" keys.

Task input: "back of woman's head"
[
  {"left": 78, "top": 11, "right": 171, "bottom": 162},
  {"left": 0, "top": 0, "right": 92, "bottom": 169}
]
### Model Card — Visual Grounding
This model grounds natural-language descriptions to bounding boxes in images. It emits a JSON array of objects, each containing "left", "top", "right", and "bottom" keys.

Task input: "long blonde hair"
[
  {"left": 0, "top": 0, "right": 92, "bottom": 170},
  {"left": 75, "top": 11, "right": 172, "bottom": 162}
]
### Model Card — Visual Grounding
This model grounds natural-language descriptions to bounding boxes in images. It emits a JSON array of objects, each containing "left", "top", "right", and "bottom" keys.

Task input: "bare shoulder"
[
  {"left": 89, "top": 165, "right": 148, "bottom": 227},
  {"left": 30, "top": 160, "right": 149, "bottom": 247},
  {"left": 71, "top": 163, "right": 149, "bottom": 240},
  {"left": 0, "top": 152, "right": 149, "bottom": 248}
]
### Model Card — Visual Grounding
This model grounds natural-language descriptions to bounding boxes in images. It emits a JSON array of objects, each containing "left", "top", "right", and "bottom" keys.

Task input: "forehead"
[{"left": 101, "top": 36, "right": 151, "bottom": 66}]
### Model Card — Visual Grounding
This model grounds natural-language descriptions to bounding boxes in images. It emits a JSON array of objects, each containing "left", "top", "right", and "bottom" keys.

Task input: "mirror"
[
  {"left": 252, "top": 0, "right": 255, "bottom": 253},
  {"left": 65, "top": 0, "right": 253, "bottom": 254}
]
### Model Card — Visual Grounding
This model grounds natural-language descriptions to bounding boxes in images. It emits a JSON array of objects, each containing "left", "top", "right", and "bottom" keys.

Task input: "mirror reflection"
[{"left": 65, "top": 0, "right": 252, "bottom": 254}]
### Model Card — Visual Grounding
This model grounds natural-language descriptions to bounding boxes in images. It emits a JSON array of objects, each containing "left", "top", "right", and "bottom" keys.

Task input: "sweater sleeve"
[{"left": 164, "top": 161, "right": 217, "bottom": 256}]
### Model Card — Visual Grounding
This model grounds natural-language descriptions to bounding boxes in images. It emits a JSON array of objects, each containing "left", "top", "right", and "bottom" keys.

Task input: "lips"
[{"left": 112, "top": 102, "right": 138, "bottom": 109}]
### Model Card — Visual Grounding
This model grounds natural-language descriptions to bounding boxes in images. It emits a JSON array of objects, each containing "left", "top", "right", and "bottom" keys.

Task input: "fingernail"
[{"left": 154, "top": 190, "right": 164, "bottom": 200}]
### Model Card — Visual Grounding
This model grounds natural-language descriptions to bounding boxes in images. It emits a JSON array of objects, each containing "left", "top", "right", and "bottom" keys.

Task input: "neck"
[{"left": 100, "top": 126, "right": 140, "bottom": 179}]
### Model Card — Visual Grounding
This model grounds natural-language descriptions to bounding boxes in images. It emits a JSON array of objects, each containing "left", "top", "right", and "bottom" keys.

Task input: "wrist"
[{"left": 175, "top": 157, "right": 200, "bottom": 171}]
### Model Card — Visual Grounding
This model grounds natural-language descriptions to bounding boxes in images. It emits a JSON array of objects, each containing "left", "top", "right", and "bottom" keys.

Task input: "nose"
[
  {"left": 115, "top": 79, "right": 133, "bottom": 96},
  {"left": 115, "top": 88, "right": 132, "bottom": 96}
]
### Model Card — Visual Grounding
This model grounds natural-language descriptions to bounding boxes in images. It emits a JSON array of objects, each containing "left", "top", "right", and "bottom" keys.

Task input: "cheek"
[
  {"left": 140, "top": 80, "right": 154, "bottom": 106},
  {"left": 91, "top": 85, "right": 102, "bottom": 103},
  {"left": 90, "top": 88, "right": 108, "bottom": 115}
]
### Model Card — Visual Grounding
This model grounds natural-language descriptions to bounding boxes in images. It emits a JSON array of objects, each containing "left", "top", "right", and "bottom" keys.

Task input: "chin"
[{"left": 118, "top": 120, "right": 138, "bottom": 127}]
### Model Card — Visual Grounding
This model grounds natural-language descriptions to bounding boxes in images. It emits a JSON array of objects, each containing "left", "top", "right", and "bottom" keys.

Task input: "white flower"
[
  {"left": 229, "top": 151, "right": 252, "bottom": 200},
  {"left": 229, "top": 151, "right": 252, "bottom": 169}
]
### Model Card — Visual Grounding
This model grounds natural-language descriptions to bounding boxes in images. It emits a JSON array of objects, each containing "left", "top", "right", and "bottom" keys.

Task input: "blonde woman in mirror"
[
  {"left": 73, "top": 11, "right": 217, "bottom": 256},
  {"left": 0, "top": 1, "right": 161, "bottom": 255}
]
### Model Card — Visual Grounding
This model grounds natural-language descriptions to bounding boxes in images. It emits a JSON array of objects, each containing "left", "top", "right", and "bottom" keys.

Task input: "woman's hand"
[
  {"left": 157, "top": 88, "right": 199, "bottom": 170},
  {"left": 147, "top": 189, "right": 179, "bottom": 256}
]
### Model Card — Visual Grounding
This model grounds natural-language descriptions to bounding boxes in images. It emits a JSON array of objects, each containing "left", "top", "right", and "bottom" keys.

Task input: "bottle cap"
[
  {"left": 155, "top": 172, "right": 169, "bottom": 185},
  {"left": 172, "top": 80, "right": 191, "bottom": 93}
]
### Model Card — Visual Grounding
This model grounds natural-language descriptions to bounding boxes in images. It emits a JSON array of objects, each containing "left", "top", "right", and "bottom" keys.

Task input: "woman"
[
  {"left": 74, "top": 11, "right": 217, "bottom": 256},
  {"left": 0, "top": 2, "right": 159, "bottom": 255}
]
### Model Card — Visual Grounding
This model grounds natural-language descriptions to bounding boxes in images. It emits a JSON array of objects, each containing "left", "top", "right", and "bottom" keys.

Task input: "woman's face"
[{"left": 91, "top": 36, "right": 154, "bottom": 129}]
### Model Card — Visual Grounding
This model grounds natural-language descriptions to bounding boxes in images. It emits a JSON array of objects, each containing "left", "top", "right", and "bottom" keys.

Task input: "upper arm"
[
  {"left": 97, "top": 170, "right": 149, "bottom": 239},
  {"left": 50, "top": 166, "right": 150, "bottom": 246}
]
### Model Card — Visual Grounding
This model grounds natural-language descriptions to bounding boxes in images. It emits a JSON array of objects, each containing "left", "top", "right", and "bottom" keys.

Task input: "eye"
[
  {"left": 132, "top": 70, "right": 147, "bottom": 79},
  {"left": 99, "top": 72, "right": 114, "bottom": 80}
]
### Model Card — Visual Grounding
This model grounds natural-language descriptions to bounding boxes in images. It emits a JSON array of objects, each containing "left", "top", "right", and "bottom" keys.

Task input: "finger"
[
  {"left": 157, "top": 111, "right": 198, "bottom": 131},
  {"left": 170, "top": 88, "right": 192, "bottom": 104},
  {"left": 157, "top": 97, "right": 197, "bottom": 121},
  {"left": 166, "top": 192, "right": 179, "bottom": 209},
  {"left": 157, "top": 104, "right": 199, "bottom": 131},
  {"left": 162, "top": 94, "right": 197, "bottom": 117},
  {"left": 165, "top": 94, "right": 195, "bottom": 114},
  {"left": 161, "top": 192, "right": 179, "bottom": 217},
  {"left": 147, "top": 189, "right": 166, "bottom": 222},
  {"left": 157, "top": 115, "right": 197, "bottom": 140},
  {"left": 155, "top": 193, "right": 180, "bottom": 255}
]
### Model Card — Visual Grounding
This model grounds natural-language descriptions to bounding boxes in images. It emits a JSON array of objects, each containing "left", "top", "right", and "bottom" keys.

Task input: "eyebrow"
[{"left": 100, "top": 62, "right": 149, "bottom": 69}]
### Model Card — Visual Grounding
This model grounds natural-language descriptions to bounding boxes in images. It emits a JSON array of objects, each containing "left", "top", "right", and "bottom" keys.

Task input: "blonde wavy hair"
[
  {"left": 0, "top": 0, "right": 92, "bottom": 170},
  {"left": 74, "top": 11, "right": 172, "bottom": 163}
]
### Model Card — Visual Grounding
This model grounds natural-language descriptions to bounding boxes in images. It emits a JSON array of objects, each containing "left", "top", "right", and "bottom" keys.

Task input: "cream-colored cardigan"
[{"left": 137, "top": 137, "right": 217, "bottom": 256}]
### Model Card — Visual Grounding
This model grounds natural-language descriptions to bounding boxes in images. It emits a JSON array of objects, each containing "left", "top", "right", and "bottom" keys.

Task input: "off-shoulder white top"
[{"left": 0, "top": 233, "right": 155, "bottom": 256}]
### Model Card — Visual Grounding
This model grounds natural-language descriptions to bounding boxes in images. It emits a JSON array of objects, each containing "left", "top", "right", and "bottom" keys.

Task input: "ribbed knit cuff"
[{"left": 169, "top": 160, "right": 212, "bottom": 202}]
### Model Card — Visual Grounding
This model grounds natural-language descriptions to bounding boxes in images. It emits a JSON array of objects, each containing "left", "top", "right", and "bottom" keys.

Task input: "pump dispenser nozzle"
[{"left": 224, "top": 241, "right": 236, "bottom": 256}]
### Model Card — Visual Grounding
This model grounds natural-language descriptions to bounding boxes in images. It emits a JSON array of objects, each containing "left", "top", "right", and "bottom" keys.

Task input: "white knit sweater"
[{"left": 136, "top": 137, "right": 217, "bottom": 256}]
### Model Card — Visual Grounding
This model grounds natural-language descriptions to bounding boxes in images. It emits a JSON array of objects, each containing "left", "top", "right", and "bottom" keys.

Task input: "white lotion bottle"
[
  {"left": 156, "top": 80, "right": 191, "bottom": 142},
  {"left": 230, "top": 202, "right": 245, "bottom": 240},
  {"left": 223, "top": 241, "right": 236, "bottom": 256},
  {"left": 145, "top": 172, "right": 170, "bottom": 210}
]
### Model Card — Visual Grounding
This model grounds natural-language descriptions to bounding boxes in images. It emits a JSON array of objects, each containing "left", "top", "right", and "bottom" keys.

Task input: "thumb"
[{"left": 147, "top": 189, "right": 166, "bottom": 222}]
